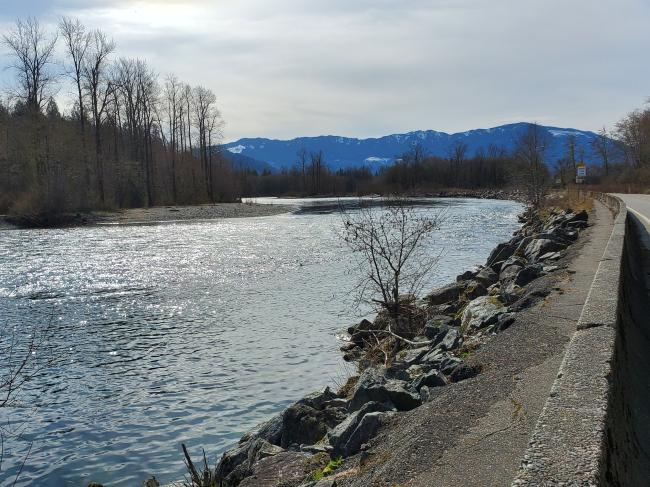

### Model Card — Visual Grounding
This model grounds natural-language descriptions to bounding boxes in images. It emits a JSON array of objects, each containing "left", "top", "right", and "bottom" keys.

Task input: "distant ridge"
[{"left": 220, "top": 123, "right": 602, "bottom": 172}]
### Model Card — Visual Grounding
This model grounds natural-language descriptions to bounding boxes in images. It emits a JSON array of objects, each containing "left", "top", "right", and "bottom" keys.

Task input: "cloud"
[{"left": 1, "top": 0, "right": 649, "bottom": 141}]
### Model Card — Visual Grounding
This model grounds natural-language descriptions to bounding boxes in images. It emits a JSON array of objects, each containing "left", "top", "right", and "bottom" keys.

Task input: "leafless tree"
[
  {"left": 310, "top": 150, "right": 324, "bottom": 194},
  {"left": 450, "top": 141, "right": 468, "bottom": 186},
  {"left": 297, "top": 147, "right": 308, "bottom": 193},
  {"left": 59, "top": 17, "right": 91, "bottom": 187},
  {"left": 402, "top": 143, "right": 427, "bottom": 189},
  {"left": 192, "top": 86, "right": 220, "bottom": 200},
  {"left": 2, "top": 18, "right": 58, "bottom": 112},
  {"left": 340, "top": 197, "right": 441, "bottom": 328},
  {"left": 164, "top": 75, "right": 182, "bottom": 200},
  {"left": 206, "top": 106, "right": 223, "bottom": 169},
  {"left": 182, "top": 84, "right": 194, "bottom": 156},
  {"left": 565, "top": 134, "right": 577, "bottom": 172},
  {"left": 615, "top": 109, "right": 650, "bottom": 168},
  {"left": 554, "top": 157, "right": 572, "bottom": 186},
  {"left": 515, "top": 123, "right": 550, "bottom": 207},
  {"left": 113, "top": 58, "right": 159, "bottom": 205},
  {"left": 83, "top": 29, "right": 115, "bottom": 203}
]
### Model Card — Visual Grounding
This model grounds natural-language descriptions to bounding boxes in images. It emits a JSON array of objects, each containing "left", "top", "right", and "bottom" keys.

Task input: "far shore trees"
[
  {"left": 0, "top": 16, "right": 230, "bottom": 216},
  {"left": 2, "top": 18, "right": 58, "bottom": 112}
]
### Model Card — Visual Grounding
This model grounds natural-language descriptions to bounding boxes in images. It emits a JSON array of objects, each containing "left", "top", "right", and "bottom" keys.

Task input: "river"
[{"left": 0, "top": 197, "right": 522, "bottom": 486}]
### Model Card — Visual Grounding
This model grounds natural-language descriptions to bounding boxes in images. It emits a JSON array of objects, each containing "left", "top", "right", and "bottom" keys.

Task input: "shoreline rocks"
[{"left": 210, "top": 205, "right": 589, "bottom": 487}]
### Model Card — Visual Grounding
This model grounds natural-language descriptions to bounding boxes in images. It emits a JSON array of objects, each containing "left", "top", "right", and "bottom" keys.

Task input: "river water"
[{"left": 0, "top": 197, "right": 521, "bottom": 486}]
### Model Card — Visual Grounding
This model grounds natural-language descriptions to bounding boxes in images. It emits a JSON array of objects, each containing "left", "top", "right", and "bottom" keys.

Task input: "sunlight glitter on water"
[{"left": 0, "top": 197, "right": 522, "bottom": 486}]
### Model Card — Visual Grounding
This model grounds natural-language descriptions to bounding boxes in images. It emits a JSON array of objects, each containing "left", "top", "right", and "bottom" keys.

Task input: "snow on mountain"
[
  {"left": 227, "top": 144, "right": 247, "bottom": 154},
  {"left": 221, "top": 123, "right": 604, "bottom": 172}
]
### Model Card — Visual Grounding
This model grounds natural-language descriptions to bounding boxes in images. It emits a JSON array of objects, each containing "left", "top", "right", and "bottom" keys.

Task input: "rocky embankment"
[
  {"left": 421, "top": 188, "right": 526, "bottom": 201},
  {"left": 212, "top": 207, "right": 589, "bottom": 487}
]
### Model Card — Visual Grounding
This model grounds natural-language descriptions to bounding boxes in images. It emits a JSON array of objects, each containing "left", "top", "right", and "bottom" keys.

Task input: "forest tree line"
[
  {"left": 239, "top": 143, "right": 527, "bottom": 197},
  {"left": 0, "top": 17, "right": 234, "bottom": 215},
  {"left": 600, "top": 101, "right": 650, "bottom": 190}
]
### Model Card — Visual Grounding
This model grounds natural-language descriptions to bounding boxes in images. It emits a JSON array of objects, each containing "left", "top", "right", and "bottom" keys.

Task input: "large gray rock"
[
  {"left": 424, "top": 315, "right": 456, "bottom": 333},
  {"left": 513, "top": 236, "right": 533, "bottom": 257},
  {"left": 411, "top": 369, "right": 447, "bottom": 391},
  {"left": 539, "top": 251, "right": 561, "bottom": 261},
  {"left": 566, "top": 220, "right": 588, "bottom": 229},
  {"left": 494, "top": 312, "right": 516, "bottom": 332},
  {"left": 498, "top": 255, "right": 527, "bottom": 282},
  {"left": 460, "top": 295, "right": 507, "bottom": 331},
  {"left": 398, "top": 346, "right": 430, "bottom": 366},
  {"left": 536, "top": 229, "right": 575, "bottom": 244},
  {"left": 434, "top": 301, "right": 464, "bottom": 316},
  {"left": 502, "top": 255, "right": 528, "bottom": 269},
  {"left": 474, "top": 267, "right": 498, "bottom": 287},
  {"left": 347, "top": 318, "right": 374, "bottom": 336},
  {"left": 328, "top": 401, "right": 394, "bottom": 457},
  {"left": 514, "top": 264, "right": 543, "bottom": 287},
  {"left": 524, "top": 238, "right": 566, "bottom": 262},
  {"left": 439, "top": 356, "right": 463, "bottom": 375},
  {"left": 217, "top": 440, "right": 257, "bottom": 482},
  {"left": 296, "top": 387, "right": 338, "bottom": 410},
  {"left": 456, "top": 270, "right": 476, "bottom": 281},
  {"left": 426, "top": 282, "right": 467, "bottom": 305},
  {"left": 239, "top": 412, "right": 284, "bottom": 445},
  {"left": 500, "top": 280, "right": 523, "bottom": 305},
  {"left": 337, "top": 411, "right": 392, "bottom": 457},
  {"left": 433, "top": 327, "right": 462, "bottom": 352},
  {"left": 348, "top": 370, "right": 421, "bottom": 412},
  {"left": 499, "top": 264, "right": 523, "bottom": 282},
  {"left": 486, "top": 241, "right": 517, "bottom": 266},
  {"left": 217, "top": 437, "right": 286, "bottom": 485},
  {"left": 238, "top": 451, "right": 318, "bottom": 487},
  {"left": 424, "top": 322, "right": 455, "bottom": 343},
  {"left": 566, "top": 209, "right": 588, "bottom": 224},
  {"left": 280, "top": 402, "right": 346, "bottom": 448},
  {"left": 465, "top": 280, "right": 488, "bottom": 300}
]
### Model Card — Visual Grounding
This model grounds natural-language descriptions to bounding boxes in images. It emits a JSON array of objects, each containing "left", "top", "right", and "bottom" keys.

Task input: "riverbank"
[
  {"left": 413, "top": 188, "right": 526, "bottom": 202},
  {"left": 0, "top": 203, "right": 292, "bottom": 229},
  {"left": 206, "top": 201, "right": 598, "bottom": 487},
  {"left": 1, "top": 189, "right": 524, "bottom": 229}
]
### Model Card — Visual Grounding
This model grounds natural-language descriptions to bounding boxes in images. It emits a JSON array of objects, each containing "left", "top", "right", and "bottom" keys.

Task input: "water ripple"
[{"left": 0, "top": 197, "right": 522, "bottom": 486}]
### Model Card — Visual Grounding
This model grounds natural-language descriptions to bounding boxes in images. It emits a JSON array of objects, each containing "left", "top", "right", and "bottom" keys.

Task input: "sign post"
[{"left": 576, "top": 163, "right": 587, "bottom": 184}]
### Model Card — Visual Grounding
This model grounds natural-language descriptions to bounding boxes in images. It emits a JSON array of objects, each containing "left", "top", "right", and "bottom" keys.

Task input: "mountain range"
[{"left": 221, "top": 123, "right": 602, "bottom": 172}]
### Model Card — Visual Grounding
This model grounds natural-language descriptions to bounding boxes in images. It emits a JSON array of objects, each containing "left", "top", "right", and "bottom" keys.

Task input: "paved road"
[
  {"left": 615, "top": 193, "right": 650, "bottom": 228},
  {"left": 614, "top": 193, "right": 650, "bottom": 264}
]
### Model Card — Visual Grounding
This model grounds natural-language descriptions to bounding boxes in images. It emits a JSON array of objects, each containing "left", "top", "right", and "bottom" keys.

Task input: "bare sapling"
[{"left": 340, "top": 197, "right": 442, "bottom": 350}]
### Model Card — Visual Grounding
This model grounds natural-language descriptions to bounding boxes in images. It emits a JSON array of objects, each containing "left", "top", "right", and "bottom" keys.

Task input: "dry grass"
[{"left": 544, "top": 188, "right": 594, "bottom": 213}]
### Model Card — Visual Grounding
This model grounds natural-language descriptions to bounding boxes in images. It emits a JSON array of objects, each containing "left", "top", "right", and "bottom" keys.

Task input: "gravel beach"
[{"left": 0, "top": 203, "right": 293, "bottom": 229}]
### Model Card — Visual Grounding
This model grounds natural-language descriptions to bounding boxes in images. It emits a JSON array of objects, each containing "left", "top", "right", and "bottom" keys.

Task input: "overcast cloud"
[{"left": 1, "top": 0, "right": 649, "bottom": 141}]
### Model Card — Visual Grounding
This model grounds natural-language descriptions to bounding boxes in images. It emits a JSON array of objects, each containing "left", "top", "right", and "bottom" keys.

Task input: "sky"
[{"left": 1, "top": 0, "right": 649, "bottom": 142}]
